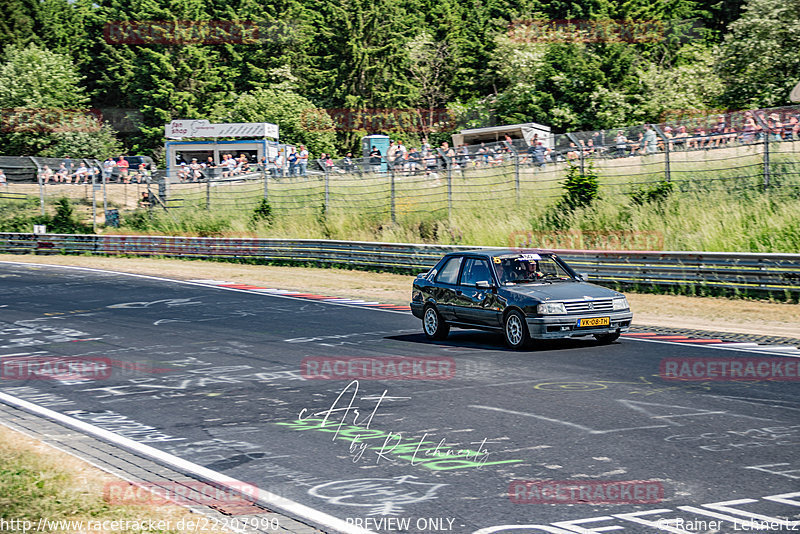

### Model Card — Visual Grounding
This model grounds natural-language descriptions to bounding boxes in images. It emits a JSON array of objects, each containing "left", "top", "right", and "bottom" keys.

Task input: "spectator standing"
[
  {"left": 274, "top": 151, "right": 284, "bottom": 178},
  {"left": 116, "top": 156, "right": 129, "bottom": 183},
  {"left": 369, "top": 145, "right": 382, "bottom": 173},
  {"left": 287, "top": 148, "right": 298, "bottom": 176},
  {"left": 102, "top": 157, "right": 115, "bottom": 183},
  {"left": 420, "top": 138, "right": 431, "bottom": 158},
  {"left": 533, "top": 141, "right": 549, "bottom": 168},
  {"left": 0, "top": 169, "right": 6, "bottom": 187},
  {"left": 614, "top": 131, "right": 628, "bottom": 157},
  {"left": 62, "top": 156, "right": 73, "bottom": 176},
  {"left": 343, "top": 152, "right": 354, "bottom": 173},
  {"left": 298, "top": 145, "right": 309, "bottom": 177},
  {"left": 643, "top": 125, "right": 657, "bottom": 154}
]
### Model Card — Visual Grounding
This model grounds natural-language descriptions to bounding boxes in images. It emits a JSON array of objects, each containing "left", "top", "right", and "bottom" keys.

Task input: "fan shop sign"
[{"left": 165, "top": 120, "right": 278, "bottom": 139}]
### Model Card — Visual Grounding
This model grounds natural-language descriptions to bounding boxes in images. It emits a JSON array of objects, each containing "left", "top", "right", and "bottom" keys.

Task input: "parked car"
[{"left": 410, "top": 249, "right": 633, "bottom": 349}]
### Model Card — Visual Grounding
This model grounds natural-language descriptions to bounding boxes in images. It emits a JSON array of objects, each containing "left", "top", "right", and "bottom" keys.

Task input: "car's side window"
[
  {"left": 459, "top": 258, "right": 493, "bottom": 286},
  {"left": 435, "top": 257, "right": 462, "bottom": 285}
]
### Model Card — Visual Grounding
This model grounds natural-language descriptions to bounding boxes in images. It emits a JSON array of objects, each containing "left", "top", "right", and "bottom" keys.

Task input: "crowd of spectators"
[
  {"left": 570, "top": 111, "right": 800, "bottom": 160},
  {"left": 36, "top": 156, "right": 152, "bottom": 185}
]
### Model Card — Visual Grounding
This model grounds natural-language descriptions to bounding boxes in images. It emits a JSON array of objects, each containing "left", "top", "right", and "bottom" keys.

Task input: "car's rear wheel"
[
  {"left": 423, "top": 305, "right": 450, "bottom": 340},
  {"left": 594, "top": 332, "right": 620, "bottom": 344},
  {"left": 504, "top": 310, "right": 530, "bottom": 349}
]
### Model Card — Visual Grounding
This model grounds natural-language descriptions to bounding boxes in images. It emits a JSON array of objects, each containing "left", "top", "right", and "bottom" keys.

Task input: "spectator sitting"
[
  {"left": 39, "top": 165, "right": 54, "bottom": 184},
  {"left": 238, "top": 153, "right": 251, "bottom": 173},
  {"left": 768, "top": 113, "right": 783, "bottom": 142},
  {"left": 177, "top": 162, "right": 190, "bottom": 182},
  {"left": 629, "top": 132, "right": 643, "bottom": 156},
  {"left": 139, "top": 191, "right": 155, "bottom": 208},
  {"left": 136, "top": 163, "right": 150, "bottom": 183},
  {"left": 407, "top": 148, "right": 421, "bottom": 173},
  {"left": 740, "top": 115, "right": 757, "bottom": 144},
  {"left": 56, "top": 163, "right": 68, "bottom": 183},
  {"left": 672, "top": 126, "right": 689, "bottom": 149},
  {"left": 711, "top": 115, "right": 727, "bottom": 147},
  {"left": 785, "top": 115, "right": 799, "bottom": 141},
  {"left": 75, "top": 163, "right": 89, "bottom": 184},
  {"left": 566, "top": 143, "right": 579, "bottom": 161}
]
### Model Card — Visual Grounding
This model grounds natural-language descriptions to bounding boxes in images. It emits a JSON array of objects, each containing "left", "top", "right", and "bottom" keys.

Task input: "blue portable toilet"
[{"left": 361, "top": 134, "right": 391, "bottom": 172}]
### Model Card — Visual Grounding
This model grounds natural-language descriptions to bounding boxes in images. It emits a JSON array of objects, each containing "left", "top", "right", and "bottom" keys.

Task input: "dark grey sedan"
[{"left": 410, "top": 249, "right": 633, "bottom": 349}]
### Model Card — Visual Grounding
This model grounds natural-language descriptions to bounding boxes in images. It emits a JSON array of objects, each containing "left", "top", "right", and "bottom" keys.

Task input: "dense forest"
[{"left": 0, "top": 0, "right": 798, "bottom": 159}]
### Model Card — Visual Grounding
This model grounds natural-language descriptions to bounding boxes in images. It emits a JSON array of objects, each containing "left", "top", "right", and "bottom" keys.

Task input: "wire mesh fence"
[{"left": 1, "top": 105, "right": 799, "bottom": 222}]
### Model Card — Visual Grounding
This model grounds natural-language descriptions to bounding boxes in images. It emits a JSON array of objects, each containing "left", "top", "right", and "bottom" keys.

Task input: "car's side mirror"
[
  {"left": 475, "top": 280, "right": 495, "bottom": 289},
  {"left": 577, "top": 273, "right": 589, "bottom": 281}
]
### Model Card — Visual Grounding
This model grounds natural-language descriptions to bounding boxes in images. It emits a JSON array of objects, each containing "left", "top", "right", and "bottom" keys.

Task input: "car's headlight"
[
  {"left": 537, "top": 302, "right": 567, "bottom": 315},
  {"left": 612, "top": 297, "right": 629, "bottom": 311}
]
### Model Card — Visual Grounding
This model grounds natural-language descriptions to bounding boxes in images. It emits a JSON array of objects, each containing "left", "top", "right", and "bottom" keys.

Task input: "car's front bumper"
[
  {"left": 410, "top": 301, "right": 425, "bottom": 319},
  {"left": 526, "top": 311, "right": 633, "bottom": 339}
]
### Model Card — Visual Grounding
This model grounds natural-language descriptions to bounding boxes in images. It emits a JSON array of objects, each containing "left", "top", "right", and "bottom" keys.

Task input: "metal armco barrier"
[{"left": 0, "top": 233, "right": 798, "bottom": 296}]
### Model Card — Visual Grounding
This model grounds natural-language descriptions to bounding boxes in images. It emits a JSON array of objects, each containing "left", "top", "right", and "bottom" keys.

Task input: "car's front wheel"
[
  {"left": 423, "top": 305, "right": 450, "bottom": 340},
  {"left": 504, "top": 310, "right": 530, "bottom": 349},
  {"left": 594, "top": 332, "right": 620, "bottom": 344}
]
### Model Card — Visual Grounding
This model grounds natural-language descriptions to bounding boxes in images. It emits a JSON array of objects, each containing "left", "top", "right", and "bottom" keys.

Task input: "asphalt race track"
[{"left": 1, "top": 262, "right": 799, "bottom": 534}]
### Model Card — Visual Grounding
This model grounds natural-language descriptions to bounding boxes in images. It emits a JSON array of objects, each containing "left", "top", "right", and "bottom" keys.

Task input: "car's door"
[
  {"left": 431, "top": 256, "right": 463, "bottom": 321},
  {"left": 454, "top": 257, "right": 500, "bottom": 326}
]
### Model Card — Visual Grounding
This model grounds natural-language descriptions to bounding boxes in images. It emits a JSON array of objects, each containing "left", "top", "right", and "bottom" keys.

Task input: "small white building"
[
  {"left": 164, "top": 119, "right": 280, "bottom": 173},
  {"left": 451, "top": 122, "right": 552, "bottom": 148}
]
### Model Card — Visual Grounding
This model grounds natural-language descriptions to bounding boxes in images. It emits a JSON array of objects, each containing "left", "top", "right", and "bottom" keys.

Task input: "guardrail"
[{"left": 0, "top": 233, "right": 798, "bottom": 296}]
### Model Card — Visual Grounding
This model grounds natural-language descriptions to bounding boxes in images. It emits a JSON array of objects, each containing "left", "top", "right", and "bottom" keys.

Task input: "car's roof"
[{"left": 445, "top": 248, "right": 555, "bottom": 258}]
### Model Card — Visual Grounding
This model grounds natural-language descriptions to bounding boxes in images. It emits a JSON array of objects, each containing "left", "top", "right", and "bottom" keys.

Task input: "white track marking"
[
  {"left": 0, "top": 261, "right": 410, "bottom": 315},
  {"left": 0, "top": 391, "right": 375, "bottom": 534}
]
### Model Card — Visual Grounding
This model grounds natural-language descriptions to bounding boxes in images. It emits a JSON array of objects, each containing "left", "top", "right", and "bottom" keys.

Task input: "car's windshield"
[{"left": 493, "top": 253, "right": 574, "bottom": 284}]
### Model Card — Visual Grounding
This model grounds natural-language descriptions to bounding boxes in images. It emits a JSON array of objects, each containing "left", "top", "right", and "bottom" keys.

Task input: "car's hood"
[{"left": 503, "top": 281, "right": 621, "bottom": 302}]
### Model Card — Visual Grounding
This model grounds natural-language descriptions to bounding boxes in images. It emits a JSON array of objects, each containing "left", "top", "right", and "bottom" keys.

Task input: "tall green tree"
[
  {"left": 212, "top": 88, "right": 337, "bottom": 157},
  {"left": 0, "top": 0, "right": 39, "bottom": 50},
  {"left": 0, "top": 43, "right": 120, "bottom": 156},
  {"left": 716, "top": 0, "right": 800, "bottom": 108}
]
